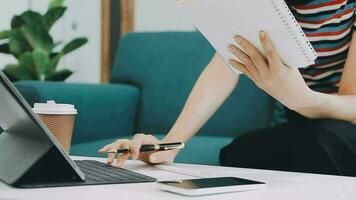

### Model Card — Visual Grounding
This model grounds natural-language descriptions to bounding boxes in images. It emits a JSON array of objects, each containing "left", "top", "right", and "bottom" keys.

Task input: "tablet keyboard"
[{"left": 75, "top": 160, "right": 157, "bottom": 184}]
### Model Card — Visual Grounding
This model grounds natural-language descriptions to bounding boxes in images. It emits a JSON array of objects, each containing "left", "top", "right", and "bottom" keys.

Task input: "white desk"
[{"left": 1, "top": 156, "right": 356, "bottom": 200}]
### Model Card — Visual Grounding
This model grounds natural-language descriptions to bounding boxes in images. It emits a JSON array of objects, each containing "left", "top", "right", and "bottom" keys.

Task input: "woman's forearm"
[
  {"left": 164, "top": 53, "right": 239, "bottom": 143},
  {"left": 295, "top": 33, "right": 356, "bottom": 124},
  {"left": 294, "top": 91, "right": 356, "bottom": 124}
]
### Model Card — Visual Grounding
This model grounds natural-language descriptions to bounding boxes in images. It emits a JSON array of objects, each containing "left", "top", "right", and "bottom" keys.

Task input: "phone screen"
[{"left": 159, "top": 177, "right": 265, "bottom": 189}]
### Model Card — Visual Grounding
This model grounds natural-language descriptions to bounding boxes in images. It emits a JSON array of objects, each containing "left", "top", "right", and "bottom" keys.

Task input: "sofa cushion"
[
  {"left": 15, "top": 81, "right": 140, "bottom": 144},
  {"left": 111, "top": 32, "right": 275, "bottom": 138}
]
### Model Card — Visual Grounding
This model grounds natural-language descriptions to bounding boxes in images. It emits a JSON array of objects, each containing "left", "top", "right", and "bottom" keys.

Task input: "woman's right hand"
[{"left": 98, "top": 134, "right": 179, "bottom": 168}]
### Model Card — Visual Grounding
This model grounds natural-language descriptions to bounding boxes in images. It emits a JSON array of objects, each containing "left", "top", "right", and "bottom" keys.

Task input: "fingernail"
[{"left": 260, "top": 31, "right": 266, "bottom": 39}]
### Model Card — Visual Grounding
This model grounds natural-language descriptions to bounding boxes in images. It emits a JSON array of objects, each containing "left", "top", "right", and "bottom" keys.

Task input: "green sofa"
[{"left": 15, "top": 32, "right": 276, "bottom": 165}]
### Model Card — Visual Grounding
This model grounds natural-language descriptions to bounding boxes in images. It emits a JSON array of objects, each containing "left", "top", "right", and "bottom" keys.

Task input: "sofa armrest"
[{"left": 14, "top": 81, "right": 140, "bottom": 144}]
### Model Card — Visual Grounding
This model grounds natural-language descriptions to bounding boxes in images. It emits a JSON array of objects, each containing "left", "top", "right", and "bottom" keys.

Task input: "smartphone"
[{"left": 157, "top": 177, "right": 266, "bottom": 196}]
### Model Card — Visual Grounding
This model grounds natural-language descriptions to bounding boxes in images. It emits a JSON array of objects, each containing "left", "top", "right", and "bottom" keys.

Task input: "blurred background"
[
  {"left": 0, "top": 0, "right": 277, "bottom": 165},
  {"left": 0, "top": 0, "right": 195, "bottom": 83}
]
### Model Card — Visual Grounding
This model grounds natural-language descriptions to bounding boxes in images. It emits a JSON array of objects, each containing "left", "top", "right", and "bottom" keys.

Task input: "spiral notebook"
[{"left": 176, "top": 0, "right": 318, "bottom": 74}]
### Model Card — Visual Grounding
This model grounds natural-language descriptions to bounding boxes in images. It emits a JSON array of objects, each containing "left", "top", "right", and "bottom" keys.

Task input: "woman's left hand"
[{"left": 228, "top": 31, "right": 315, "bottom": 110}]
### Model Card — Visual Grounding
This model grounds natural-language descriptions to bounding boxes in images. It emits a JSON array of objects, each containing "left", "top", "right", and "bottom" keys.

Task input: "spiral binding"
[{"left": 268, "top": 0, "right": 318, "bottom": 62}]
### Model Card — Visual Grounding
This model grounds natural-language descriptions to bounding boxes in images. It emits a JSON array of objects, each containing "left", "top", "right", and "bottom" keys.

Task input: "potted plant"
[{"left": 0, "top": 0, "right": 88, "bottom": 81}]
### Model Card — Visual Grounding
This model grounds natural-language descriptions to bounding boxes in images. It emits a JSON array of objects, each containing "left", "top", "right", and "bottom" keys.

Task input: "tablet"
[{"left": 157, "top": 177, "right": 266, "bottom": 196}]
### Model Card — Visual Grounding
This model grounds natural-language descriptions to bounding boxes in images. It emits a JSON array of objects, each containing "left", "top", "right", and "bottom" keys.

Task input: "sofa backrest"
[{"left": 111, "top": 32, "right": 275, "bottom": 137}]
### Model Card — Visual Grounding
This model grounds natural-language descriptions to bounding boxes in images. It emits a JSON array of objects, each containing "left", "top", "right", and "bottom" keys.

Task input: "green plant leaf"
[
  {"left": 44, "top": 7, "right": 67, "bottom": 30},
  {"left": 62, "top": 37, "right": 88, "bottom": 55},
  {"left": 8, "top": 12, "right": 48, "bottom": 56},
  {"left": 0, "top": 43, "right": 10, "bottom": 54},
  {"left": 2, "top": 0, "right": 84, "bottom": 83},
  {"left": 19, "top": 51, "right": 37, "bottom": 78},
  {"left": 49, "top": 0, "right": 65, "bottom": 10},
  {"left": 9, "top": 29, "right": 31, "bottom": 57},
  {"left": 21, "top": 11, "right": 47, "bottom": 27},
  {"left": 0, "top": 31, "right": 10, "bottom": 40},
  {"left": 20, "top": 24, "right": 54, "bottom": 52},
  {"left": 46, "top": 53, "right": 62, "bottom": 75},
  {"left": 11, "top": 15, "right": 25, "bottom": 29},
  {"left": 33, "top": 48, "right": 50, "bottom": 80},
  {"left": 18, "top": 11, "right": 54, "bottom": 52},
  {"left": 3, "top": 64, "right": 36, "bottom": 81},
  {"left": 46, "top": 69, "right": 72, "bottom": 81}
]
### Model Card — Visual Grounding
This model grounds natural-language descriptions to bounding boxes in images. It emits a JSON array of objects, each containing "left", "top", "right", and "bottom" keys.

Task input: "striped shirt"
[{"left": 289, "top": 0, "right": 356, "bottom": 94}]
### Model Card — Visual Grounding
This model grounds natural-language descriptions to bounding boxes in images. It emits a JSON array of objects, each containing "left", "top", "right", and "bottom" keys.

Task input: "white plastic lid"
[{"left": 33, "top": 100, "right": 77, "bottom": 115}]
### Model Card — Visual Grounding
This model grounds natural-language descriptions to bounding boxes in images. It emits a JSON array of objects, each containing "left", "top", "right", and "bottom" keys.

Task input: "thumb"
[{"left": 149, "top": 151, "right": 175, "bottom": 164}]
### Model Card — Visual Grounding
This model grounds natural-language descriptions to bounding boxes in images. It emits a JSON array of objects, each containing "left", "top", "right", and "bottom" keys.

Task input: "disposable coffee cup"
[{"left": 33, "top": 100, "right": 77, "bottom": 153}]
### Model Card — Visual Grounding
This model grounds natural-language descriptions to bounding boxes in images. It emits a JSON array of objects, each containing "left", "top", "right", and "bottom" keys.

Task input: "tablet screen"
[{"left": 160, "top": 177, "right": 265, "bottom": 189}]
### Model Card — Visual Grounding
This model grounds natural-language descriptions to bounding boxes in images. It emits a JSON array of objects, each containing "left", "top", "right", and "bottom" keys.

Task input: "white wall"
[
  {"left": 0, "top": 0, "right": 101, "bottom": 83},
  {"left": 134, "top": 0, "right": 195, "bottom": 32}
]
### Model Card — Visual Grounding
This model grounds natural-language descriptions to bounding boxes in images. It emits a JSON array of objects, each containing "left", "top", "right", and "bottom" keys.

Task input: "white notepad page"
[{"left": 177, "top": 0, "right": 318, "bottom": 74}]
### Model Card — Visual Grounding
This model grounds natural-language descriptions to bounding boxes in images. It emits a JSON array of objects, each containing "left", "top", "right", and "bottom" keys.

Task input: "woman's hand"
[
  {"left": 98, "top": 134, "right": 178, "bottom": 168},
  {"left": 228, "top": 31, "right": 315, "bottom": 110}
]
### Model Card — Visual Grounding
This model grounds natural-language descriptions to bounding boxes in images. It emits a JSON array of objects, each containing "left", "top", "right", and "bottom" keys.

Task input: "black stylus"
[{"left": 106, "top": 142, "right": 185, "bottom": 154}]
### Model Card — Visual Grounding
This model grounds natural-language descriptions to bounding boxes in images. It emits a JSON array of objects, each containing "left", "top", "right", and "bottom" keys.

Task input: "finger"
[
  {"left": 110, "top": 142, "right": 131, "bottom": 165},
  {"left": 113, "top": 153, "right": 131, "bottom": 168},
  {"left": 135, "top": 134, "right": 161, "bottom": 163},
  {"left": 235, "top": 36, "right": 268, "bottom": 69},
  {"left": 131, "top": 134, "right": 146, "bottom": 160},
  {"left": 107, "top": 151, "right": 117, "bottom": 164},
  {"left": 144, "top": 134, "right": 160, "bottom": 143},
  {"left": 228, "top": 59, "right": 251, "bottom": 76},
  {"left": 260, "top": 31, "right": 283, "bottom": 68},
  {"left": 107, "top": 139, "right": 130, "bottom": 164},
  {"left": 149, "top": 151, "right": 175, "bottom": 164},
  {"left": 229, "top": 59, "right": 261, "bottom": 84},
  {"left": 138, "top": 152, "right": 151, "bottom": 164},
  {"left": 98, "top": 143, "right": 117, "bottom": 164},
  {"left": 131, "top": 134, "right": 159, "bottom": 161},
  {"left": 98, "top": 144, "right": 111, "bottom": 153},
  {"left": 228, "top": 45, "right": 257, "bottom": 74}
]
